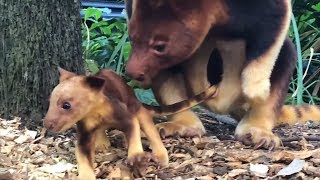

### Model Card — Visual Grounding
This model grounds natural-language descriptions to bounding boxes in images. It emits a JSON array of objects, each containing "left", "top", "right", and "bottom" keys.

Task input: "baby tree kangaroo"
[{"left": 43, "top": 67, "right": 217, "bottom": 179}]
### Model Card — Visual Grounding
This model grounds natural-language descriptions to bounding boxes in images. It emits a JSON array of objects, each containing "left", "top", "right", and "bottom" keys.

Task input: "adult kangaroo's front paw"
[
  {"left": 235, "top": 123, "right": 280, "bottom": 150},
  {"left": 156, "top": 110, "right": 206, "bottom": 138}
]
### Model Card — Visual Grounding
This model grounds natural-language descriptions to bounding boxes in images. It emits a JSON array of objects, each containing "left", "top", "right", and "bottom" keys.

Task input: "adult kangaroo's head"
[{"left": 125, "top": 0, "right": 227, "bottom": 87}]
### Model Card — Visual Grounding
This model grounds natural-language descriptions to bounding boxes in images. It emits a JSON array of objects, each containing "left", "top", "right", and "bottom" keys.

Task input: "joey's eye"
[
  {"left": 152, "top": 41, "right": 167, "bottom": 55},
  {"left": 62, "top": 102, "right": 71, "bottom": 110}
]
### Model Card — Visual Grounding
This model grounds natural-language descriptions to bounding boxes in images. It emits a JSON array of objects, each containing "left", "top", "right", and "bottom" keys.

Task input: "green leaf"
[
  {"left": 85, "top": 59, "right": 100, "bottom": 74},
  {"left": 134, "top": 89, "right": 158, "bottom": 105},
  {"left": 312, "top": 2, "right": 320, "bottom": 11},
  {"left": 123, "top": 42, "right": 131, "bottom": 62},
  {"left": 84, "top": 8, "right": 102, "bottom": 21},
  {"left": 89, "top": 21, "right": 109, "bottom": 31}
]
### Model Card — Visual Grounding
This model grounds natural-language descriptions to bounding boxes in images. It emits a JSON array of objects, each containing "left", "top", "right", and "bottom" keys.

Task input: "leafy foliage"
[
  {"left": 287, "top": 1, "right": 320, "bottom": 105},
  {"left": 291, "top": 0, "right": 320, "bottom": 54},
  {"left": 82, "top": 7, "right": 130, "bottom": 75},
  {"left": 81, "top": 7, "right": 157, "bottom": 105}
]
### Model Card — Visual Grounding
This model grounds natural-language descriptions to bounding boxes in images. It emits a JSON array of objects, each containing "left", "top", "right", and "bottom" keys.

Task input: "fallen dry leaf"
[
  {"left": 0, "top": 145, "right": 14, "bottom": 154},
  {"left": 0, "top": 168, "right": 13, "bottom": 180},
  {"left": 0, "top": 154, "right": 12, "bottom": 166},
  {"left": 14, "top": 135, "right": 29, "bottom": 144},
  {"left": 272, "top": 149, "right": 320, "bottom": 162},
  {"left": 303, "top": 162, "right": 320, "bottom": 177},
  {"left": 25, "top": 130, "right": 38, "bottom": 140},
  {"left": 276, "top": 159, "right": 305, "bottom": 177},
  {"left": 38, "top": 161, "right": 74, "bottom": 174},
  {"left": 227, "top": 169, "right": 247, "bottom": 177},
  {"left": 249, "top": 163, "right": 269, "bottom": 177}
]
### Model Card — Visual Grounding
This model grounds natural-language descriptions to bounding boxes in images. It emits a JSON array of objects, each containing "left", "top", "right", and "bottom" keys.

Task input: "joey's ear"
[
  {"left": 58, "top": 67, "right": 76, "bottom": 82},
  {"left": 85, "top": 76, "right": 105, "bottom": 90}
]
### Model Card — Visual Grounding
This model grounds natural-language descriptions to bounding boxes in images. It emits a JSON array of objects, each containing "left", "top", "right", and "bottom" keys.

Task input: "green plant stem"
[
  {"left": 84, "top": 20, "right": 90, "bottom": 61},
  {"left": 106, "top": 32, "right": 128, "bottom": 68},
  {"left": 291, "top": 12, "right": 304, "bottom": 105},
  {"left": 116, "top": 44, "right": 124, "bottom": 74}
]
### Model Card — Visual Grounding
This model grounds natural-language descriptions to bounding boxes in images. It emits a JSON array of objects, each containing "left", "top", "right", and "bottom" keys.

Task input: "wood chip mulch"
[{"left": 0, "top": 112, "right": 319, "bottom": 180}]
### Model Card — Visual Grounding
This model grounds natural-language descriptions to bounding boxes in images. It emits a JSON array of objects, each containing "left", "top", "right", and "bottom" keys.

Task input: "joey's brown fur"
[
  {"left": 125, "top": 0, "right": 320, "bottom": 150},
  {"left": 44, "top": 67, "right": 217, "bottom": 179}
]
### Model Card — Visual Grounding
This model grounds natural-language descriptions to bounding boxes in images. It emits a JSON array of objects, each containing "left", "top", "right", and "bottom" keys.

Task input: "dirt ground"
[{"left": 0, "top": 110, "right": 319, "bottom": 180}]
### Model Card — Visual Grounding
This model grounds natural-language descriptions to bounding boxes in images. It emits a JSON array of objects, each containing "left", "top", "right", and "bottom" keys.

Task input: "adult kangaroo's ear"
[
  {"left": 58, "top": 67, "right": 76, "bottom": 82},
  {"left": 85, "top": 76, "right": 105, "bottom": 90}
]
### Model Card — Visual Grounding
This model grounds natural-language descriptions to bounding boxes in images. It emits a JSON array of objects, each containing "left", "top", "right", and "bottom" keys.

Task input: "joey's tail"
[
  {"left": 277, "top": 105, "right": 320, "bottom": 126},
  {"left": 144, "top": 85, "right": 218, "bottom": 116}
]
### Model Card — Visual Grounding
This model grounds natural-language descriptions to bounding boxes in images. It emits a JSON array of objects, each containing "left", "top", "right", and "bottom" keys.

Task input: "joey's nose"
[{"left": 43, "top": 120, "right": 54, "bottom": 130}]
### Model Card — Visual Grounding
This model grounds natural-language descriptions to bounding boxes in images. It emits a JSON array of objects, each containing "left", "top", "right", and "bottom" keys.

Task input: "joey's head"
[
  {"left": 43, "top": 67, "right": 106, "bottom": 133},
  {"left": 125, "top": 0, "right": 225, "bottom": 87}
]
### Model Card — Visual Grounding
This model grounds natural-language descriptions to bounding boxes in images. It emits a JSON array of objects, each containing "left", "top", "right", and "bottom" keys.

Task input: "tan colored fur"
[{"left": 278, "top": 105, "right": 320, "bottom": 125}]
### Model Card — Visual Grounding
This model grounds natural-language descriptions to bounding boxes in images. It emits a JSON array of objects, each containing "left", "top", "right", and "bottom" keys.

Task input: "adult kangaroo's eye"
[
  {"left": 153, "top": 44, "right": 166, "bottom": 53},
  {"left": 152, "top": 41, "right": 167, "bottom": 55},
  {"left": 62, "top": 102, "right": 71, "bottom": 110}
]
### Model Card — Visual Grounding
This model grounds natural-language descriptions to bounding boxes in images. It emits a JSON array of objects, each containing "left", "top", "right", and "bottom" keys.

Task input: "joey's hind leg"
[
  {"left": 152, "top": 71, "right": 206, "bottom": 138},
  {"left": 137, "top": 107, "right": 168, "bottom": 166},
  {"left": 94, "top": 128, "right": 110, "bottom": 153},
  {"left": 236, "top": 39, "right": 296, "bottom": 150}
]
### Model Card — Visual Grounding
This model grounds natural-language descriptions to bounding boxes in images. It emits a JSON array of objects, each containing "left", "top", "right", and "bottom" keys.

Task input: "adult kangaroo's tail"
[
  {"left": 144, "top": 85, "right": 218, "bottom": 116},
  {"left": 277, "top": 105, "right": 320, "bottom": 125}
]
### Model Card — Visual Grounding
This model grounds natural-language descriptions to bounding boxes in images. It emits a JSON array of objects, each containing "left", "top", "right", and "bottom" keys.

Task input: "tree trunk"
[{"left": 0, "top": 0, "right": 84, "bottom": 124}]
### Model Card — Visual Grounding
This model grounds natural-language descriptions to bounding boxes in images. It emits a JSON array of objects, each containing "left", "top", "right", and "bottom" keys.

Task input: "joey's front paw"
[
  {"left": 126, "top": 152, "right": 159, "bottom": 166},
  {"left": 154, "top": 148, "right": 169, "bottom": 167},
  {"left": 77, "top": 173, "right": 96, "bottom": 180},
  {"left": 95, "top": 140, "right": 110, "bottom": 153}
]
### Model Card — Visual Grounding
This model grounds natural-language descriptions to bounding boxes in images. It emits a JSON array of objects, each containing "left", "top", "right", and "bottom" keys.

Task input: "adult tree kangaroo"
[{"left": 125, "top": 0, "right": 320, "bottom": 150}]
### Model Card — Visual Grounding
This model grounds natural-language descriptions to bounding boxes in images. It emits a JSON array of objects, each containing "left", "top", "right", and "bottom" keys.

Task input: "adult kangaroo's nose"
[
  {"left": 125, "top": 64, "right": 145, "bottom": 82},
  {"left": 127, "top": 72, "right": 145, "bottom": 82}
]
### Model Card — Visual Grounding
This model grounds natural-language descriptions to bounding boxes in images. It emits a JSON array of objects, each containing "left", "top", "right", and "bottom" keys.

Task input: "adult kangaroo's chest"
[{"left": 184, "top": 38, "right": 247, "bottom": 114}]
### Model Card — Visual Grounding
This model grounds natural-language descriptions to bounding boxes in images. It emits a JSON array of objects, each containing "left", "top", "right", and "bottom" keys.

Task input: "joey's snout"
[
  {"left": 43, "top": 119, "right": 54, "bottom": 131},
  {"left": 43, "top": 115, "right": 65, "bottom": 133},
  {"left": 43, "top": 117, "right": 60, "bottom": 132}
]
